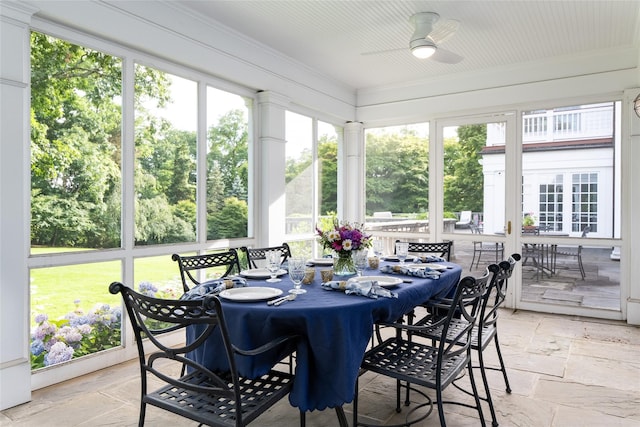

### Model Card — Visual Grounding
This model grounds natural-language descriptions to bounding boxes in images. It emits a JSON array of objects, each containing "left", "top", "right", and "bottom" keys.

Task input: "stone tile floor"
[{"left": 3, "top": 308, "right": 639, "bottom": 426}]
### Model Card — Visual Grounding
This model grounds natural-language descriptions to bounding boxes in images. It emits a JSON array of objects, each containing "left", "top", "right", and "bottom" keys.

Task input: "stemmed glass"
[
  {"left": 266, "top": 250, "right": 282, "bottom": 283},
  {"left": 288, "top": 257, "right": 307, "bottom": 294},
  {"left": 373, "top": 240, "right": 384, "bottom": 258},
  {"left": 354, "top": 250, "right": 368, "bottom": 276},
  {"left": 395, "top": 242, "right": 409, "bottom": 265}
]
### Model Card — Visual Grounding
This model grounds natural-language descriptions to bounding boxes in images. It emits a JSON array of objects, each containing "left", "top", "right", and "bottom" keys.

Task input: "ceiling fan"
[{"left": 362, "top": 12, "right": 463, "bottom": 64}]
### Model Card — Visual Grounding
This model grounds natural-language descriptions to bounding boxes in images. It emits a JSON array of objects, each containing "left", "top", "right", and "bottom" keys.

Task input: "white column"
[
  {"left": 626, "top": 87, "right": 640, "bottom": 325},
  {"left": 342, "top": 121, "right": 364, "bottom": 223},
  {"left": 256, "top": 91, "right": 289, "bottom": 246},
  {"left": 0, "top": 1, "right": 37, "bottom": 410}
]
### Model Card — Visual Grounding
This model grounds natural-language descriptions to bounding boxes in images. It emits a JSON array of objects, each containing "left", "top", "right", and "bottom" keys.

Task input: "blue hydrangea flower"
[
  {"left": 44, "top": 342, "right": 74, "bottom": 366},
  {"left": 30, "top": 340, "right": 45, "bottom": 356}
]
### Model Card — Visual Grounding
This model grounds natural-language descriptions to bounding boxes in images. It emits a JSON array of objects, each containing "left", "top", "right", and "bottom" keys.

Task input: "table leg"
[{"left": 335, "top": 406, "right": 349, "bottom": 427}]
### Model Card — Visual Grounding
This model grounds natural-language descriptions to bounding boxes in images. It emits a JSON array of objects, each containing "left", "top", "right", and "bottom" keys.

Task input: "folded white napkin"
[
  {"left": 180, "top": 277, "right": 248, "bottom": 300},
  {"left": 321, "top": 280, "right": 397, "bottom": 299},
  {"left": 379, "top": 264, "right": 442, "bottom": 279}
]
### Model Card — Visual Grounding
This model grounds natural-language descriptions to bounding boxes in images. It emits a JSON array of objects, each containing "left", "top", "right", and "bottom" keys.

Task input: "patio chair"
[
  {"left": 416, "top": 254, "right": 521, "bottom": 427},
  {"left": 109, "top": 282, "right": 304, "bottom": 427},
  {"left": 470, "top": 223, "right": 504, "bottom": 269},
  {"left": 354, "top": 270, "right": 490, "bottom": 427},
  {"left": 395, "top": 240, "right": 452, "bottom": 261},
  {"left": 455, "top": 210, "right": 473, "bottom": 229},
  {"left": 172, "top": 249, "right": 241, "bottom": 293},
  {"left": 239, "top": 243, "right": 292, "bottom": 269},
  {"left": 553, "top": 226, "right": 590, "bottom": 279}
]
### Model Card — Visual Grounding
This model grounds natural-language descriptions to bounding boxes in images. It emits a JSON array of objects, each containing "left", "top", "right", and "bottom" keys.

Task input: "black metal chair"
[
  {"left": 239, "top": 243, "right": 292, "bottom": 269},
  {"left": 395, "top": 240, "right": 452, "bottom": 261},
  {"left": 470, "top": 223, "right": 504, "bottom": 269},
  {"left": 417, "top": 254, "right": 521, "bottom": 427},
  {"left": 553, "top": 226, "right": 589, "bottom": 279},
  {"left": 354, "top": 270, "right": 490, "bottom": 427},
  {"left": 109, "top": 282, "right": 303, "bottom": 427},
  {"left": 172, "top": 249, "right": 241, "bottom": 293}
]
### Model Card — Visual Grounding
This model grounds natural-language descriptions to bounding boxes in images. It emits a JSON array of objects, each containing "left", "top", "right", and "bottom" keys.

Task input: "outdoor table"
[{"left": 186, "top": 261, "right": 462, "bottom": 414}]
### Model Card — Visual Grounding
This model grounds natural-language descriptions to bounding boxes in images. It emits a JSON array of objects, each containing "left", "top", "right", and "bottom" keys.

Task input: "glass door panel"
[
  {"left": 441, "top": 119, "right": 509, "bottom": 277},
  {"left": 519, "top": 102, "right": 622, "bottom": 314}
]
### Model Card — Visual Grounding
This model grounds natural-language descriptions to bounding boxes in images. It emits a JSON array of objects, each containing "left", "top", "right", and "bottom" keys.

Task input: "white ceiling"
[{"left": 176, "top": 0, "right": 640, "bottom": 91}]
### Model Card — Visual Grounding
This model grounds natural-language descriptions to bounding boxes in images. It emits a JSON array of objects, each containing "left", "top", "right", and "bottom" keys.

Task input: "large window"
[
  {"left": 206, "top": 87, "right": 250, "bottom": 240},
  {"left": 572, "top": 172, "right": 598, "bottom": 232},
  {"left": 134, "top": 66, "right": 197, "bottom": 245},
  {"left": 29, "top": 31, "right": 253, "bottom": 371},
  {"left": 285, "top": 111, "right": 339, "bottom": 256},
  {"left": 30, "top": 32, "right": 123, "bottom": 252},
  {"left": 364, "top": 124, "right": 429, "bottom": 235}
]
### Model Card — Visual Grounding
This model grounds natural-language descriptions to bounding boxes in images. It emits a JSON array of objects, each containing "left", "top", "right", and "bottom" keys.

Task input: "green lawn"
[{"left": 30, "top": 248, "right": 184, "bottom": 327}]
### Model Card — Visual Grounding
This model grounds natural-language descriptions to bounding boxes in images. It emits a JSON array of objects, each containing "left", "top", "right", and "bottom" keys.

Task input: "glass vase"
[{"left": 333, "top": 251, "right": 357, "bottom": 276}]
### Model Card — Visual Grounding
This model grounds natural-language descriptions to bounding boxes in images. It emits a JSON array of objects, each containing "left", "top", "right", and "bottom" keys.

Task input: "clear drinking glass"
[
  {"left": 288, "top": 257, "right": 307, "bottom": 294},
  {"left": 373, "top": 240, "right": 384, "bottom": 257},
  {"left": 266, "top": 250, "right": 282, "bottom": 283},
  {"left": 354, "top": 250, "right": 368, "bottom": 276},
  {"left": 395, "top": 242, "right": 409, "bottom": 265}
]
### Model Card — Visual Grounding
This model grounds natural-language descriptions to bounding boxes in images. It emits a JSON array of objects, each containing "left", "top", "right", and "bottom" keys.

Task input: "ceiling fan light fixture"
[{"left": 410, "top": 39, "right": 436, "bottom": 59}]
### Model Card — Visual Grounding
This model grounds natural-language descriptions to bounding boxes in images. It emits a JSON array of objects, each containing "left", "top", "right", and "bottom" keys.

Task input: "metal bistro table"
[{"left": 186, "top": 261, "right": 462, "bottom": 422}]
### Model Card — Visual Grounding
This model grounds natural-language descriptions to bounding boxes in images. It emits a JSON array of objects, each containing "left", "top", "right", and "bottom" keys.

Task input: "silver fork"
[{"left": 268, "top": 294, "right": 297, "bottom": 306}]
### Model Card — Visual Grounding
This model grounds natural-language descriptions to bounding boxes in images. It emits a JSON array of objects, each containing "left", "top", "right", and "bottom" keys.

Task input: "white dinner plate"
[
  {"left": 240, "top": 268, "right": 287, "bottom": 279},
  {"left": 219, "top": 287, "right": 283, "bottom": 302},
  {"left": 406, "top": 263, "right": 448, "bottom": 271},
  {"left": 308, "top": 258, "right": 334, "bottom": 266},
  {"left": 349, "top": 275, "right": 403, "bottom": 288}
]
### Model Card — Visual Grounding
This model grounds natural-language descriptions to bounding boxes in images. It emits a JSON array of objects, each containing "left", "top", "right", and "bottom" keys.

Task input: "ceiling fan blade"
[
  {"left": 429, "top": 19, "right": 460, "bottom": 45},
  {"left": 360, "top": 47, "right": 404, "bottom": 56},
  {"left": 431, "top": 47, "right": 463, "bottom": 64}
]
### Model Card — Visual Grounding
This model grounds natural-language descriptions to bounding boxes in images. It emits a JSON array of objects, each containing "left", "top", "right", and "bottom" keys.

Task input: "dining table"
[{"left": 185, "top": 259, "right": 462, "bottom": 418}]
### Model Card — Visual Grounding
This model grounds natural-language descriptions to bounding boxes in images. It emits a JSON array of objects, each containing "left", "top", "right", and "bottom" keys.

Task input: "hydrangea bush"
[{"left": 30, "top": 281, "right": 180, "bottom": 369}]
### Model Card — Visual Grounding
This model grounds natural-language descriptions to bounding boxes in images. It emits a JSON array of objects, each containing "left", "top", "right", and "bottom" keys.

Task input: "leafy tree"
[
  {"left": 206, "top": 109, "right": 249, "bottom": 239},
  {"left": 208, "top": 197, "right": 248, "bottom": 239},
  {"left": 30, "top": 32, "right": 170, "bottom": 248},
  {"left": 443, "top": 124, "right": 486, "bottom": 213},
  {"left": 318, "top": 137, "right": 338, "bottom": 214},
  {"left": 207, "top": 109, "right": 248, "bottom": 201},
  {"left": 365, "top": 128, "right": 429, "bottom": 215}
]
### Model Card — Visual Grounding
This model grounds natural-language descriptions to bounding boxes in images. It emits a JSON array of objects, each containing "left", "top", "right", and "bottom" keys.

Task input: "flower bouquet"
[{"left": 316, "top": 219, "right": 372, "bottom": 276}]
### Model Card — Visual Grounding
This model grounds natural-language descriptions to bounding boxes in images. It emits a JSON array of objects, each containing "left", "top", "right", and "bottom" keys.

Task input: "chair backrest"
[
  {"left": 239, "top": 243, "right": 292, "bottom": 269},
  {"left": 478, "top": 253, "right": 521, "bottom": 334},
  {"left": 395, "top": 240, "right": 452, "bottom": 261},
  {"left": 109, "top": 282, "right": 286, "bottom": 426},
  {"left": 438, "top": 270, "right": 490, "bottom": 366},
  {"left": 458, "top": 210, "right": 472, "bottom": 223},
  {"left": 172, "top": 249, "right": 241, "bottom": 293}
]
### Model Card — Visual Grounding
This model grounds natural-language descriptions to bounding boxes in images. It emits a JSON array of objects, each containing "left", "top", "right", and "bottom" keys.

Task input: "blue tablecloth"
[{"left": 186, "top": 262, "right": 462, "bottom": 412}]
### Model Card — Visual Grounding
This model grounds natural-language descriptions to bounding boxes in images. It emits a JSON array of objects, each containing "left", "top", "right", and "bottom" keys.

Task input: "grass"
[{"left": 30, "top": 248, "right": 184, "bottom": 327}]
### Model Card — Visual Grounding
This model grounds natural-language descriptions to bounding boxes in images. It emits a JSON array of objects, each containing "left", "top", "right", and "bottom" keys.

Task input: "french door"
[{"left": 435, "top": 102, "right": 623, "bottom": 319}]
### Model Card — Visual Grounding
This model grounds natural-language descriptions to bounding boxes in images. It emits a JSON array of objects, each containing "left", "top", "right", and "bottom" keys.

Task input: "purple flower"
[
  {"left": 56, "top": 326, "right": 82, "bottom": 343},
  {"left": 138, "top": 281, "right": 158, "bottom": 297},
  {"left": 33, "top": 322, "right": 56, "bottom": 341},
  {"left": 34, "top": 313, "right": 48, "bottom": 324},
  {"left": 44, "top": 341, "right": 74, "bottom": 366}
]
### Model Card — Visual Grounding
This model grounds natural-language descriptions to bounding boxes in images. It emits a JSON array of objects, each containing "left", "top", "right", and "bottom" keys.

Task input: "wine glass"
[
  {"left": 373, "top": 239, "right": 384, "bottom": 258},
  {"left": 288, "top": 257, "right": 307, "bottom": 294},
  {"left": 266, "top": 250, "right": 282, "bottom": 283},
  {"left": 353, "top": 250, "right": 368, "bottom": 276},
  {"left": 395, "top": 242, "right": 409, "bottom": 265}
]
